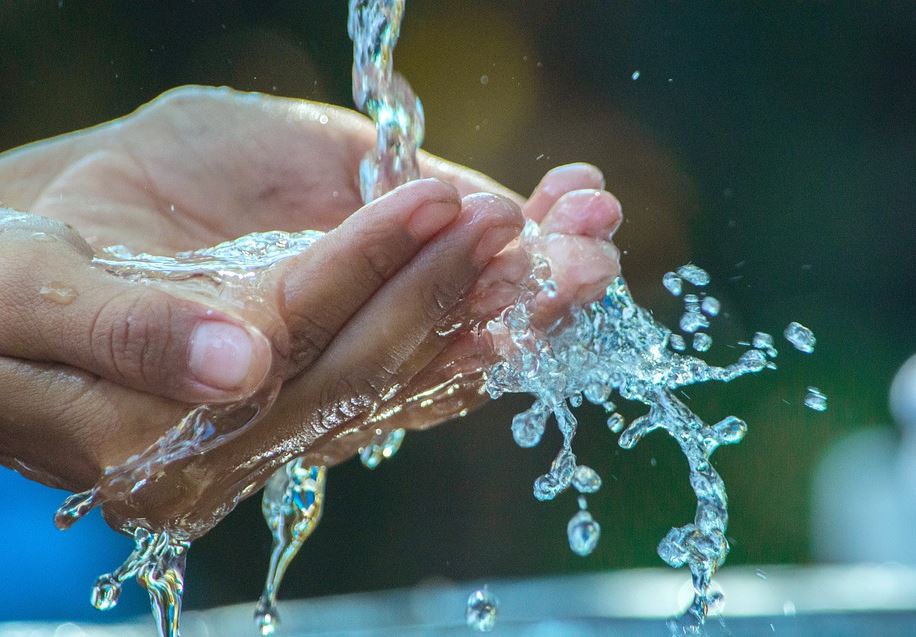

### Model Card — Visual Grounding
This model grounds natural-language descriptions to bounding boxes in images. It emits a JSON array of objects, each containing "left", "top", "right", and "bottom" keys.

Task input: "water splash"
[
  {"left": 483, "top": 223, "right": 816, "bottom": 633},
  {"left": 91, "top": 528, "right": 189, "bottom": 637},
  {"left": 255, "top": 463, "right": 327, "bottom": 635}
]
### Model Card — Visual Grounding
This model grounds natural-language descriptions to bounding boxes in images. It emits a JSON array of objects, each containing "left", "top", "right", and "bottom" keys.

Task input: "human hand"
[{"left": 0, "top": 86, "right": 622, "bottom": 535}]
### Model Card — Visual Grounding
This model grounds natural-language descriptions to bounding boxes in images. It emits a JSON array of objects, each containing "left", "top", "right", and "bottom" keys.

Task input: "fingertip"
[
  {"left": 186, "top": 320, "right": 273, "bottom": 402},
  {"left": 540, "top": 188, "right": 623, "bottom": 239},
  {"left": 524, "top": 163, "right": 606, "bottom": 222}
]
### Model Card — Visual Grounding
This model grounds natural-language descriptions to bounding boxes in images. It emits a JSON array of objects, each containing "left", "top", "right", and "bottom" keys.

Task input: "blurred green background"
[{"left": 0, "top": 0, "right": 914, "bottom": 621}]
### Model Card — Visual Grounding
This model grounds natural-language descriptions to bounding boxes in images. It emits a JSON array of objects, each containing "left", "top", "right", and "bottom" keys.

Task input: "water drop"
[
  {"left": 90, "top": 575, "right": 121, "bottom": 611},
  {"left": 669, "top": 334, "right": 686, "bottom": 351},
  {"left": 784, "top": 321, "right": 816, "bottom": 353},
  {"left": 631, "top": 70, "right": 641, "bottom": 80},
  {"left": 755, "top": 568, "right": 768, "bottom": 580},
  {"left": 662, "top": 271, "right": 682, "bottom": 296},
  {"left": 606, "top": 412, "right": 625, "bottom": 432},
  {"left": 39, "top": 282, "right": 78, "bottom": 305},
  {"left": 572, "top": 465, "right": 602, "bottom": 493},
  {"left": 693, "top": 332, "right": 712, "bottom": 352},
  {"left": 480, "top": 74, "right": 489, "bottom": 85},
  {"left": 804, "top": 387, "right": 828, "bottom": 411},
  {"left": 567, "top": 509, "right": 601, "bottom": 556},
  {"left": 677, "top": 263, "right": 710, "bottom": 286},
  {"left": 466, "top": 588, "right": 498, "bottom": 632},
  {"left": 511, "top": 406, "right": 548, "bottom": 448},
  {"left": 680, "top": 311, "right": 709, "bottom": 333},
  {"left": 701, "top": 296, "right": 720, "bottom": 317}
]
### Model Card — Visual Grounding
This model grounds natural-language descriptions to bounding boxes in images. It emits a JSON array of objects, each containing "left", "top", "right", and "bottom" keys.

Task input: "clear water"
[{"left": 482, "top": 247, "right": 822, "bottom": 633}]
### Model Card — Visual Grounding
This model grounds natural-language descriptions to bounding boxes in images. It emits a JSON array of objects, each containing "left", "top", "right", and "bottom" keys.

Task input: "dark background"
[{"left": 0, "top": 0, "right": 914, "bottom": 622}]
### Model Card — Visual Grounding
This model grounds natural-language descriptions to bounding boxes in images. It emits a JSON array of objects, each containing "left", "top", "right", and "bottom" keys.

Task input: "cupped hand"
[{"left": 0, "top": 86, "right": 622, "bottom": 535}]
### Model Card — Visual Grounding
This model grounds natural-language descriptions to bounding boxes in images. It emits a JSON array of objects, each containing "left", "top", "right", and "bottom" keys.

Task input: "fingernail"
[
  {"left": 407, "top": 200, "right": 460, "bottom": 239},
  {"left": 473, "top": 224, "right": 520, "bottom": 267},
  {"left": 189, "top": 321, "right": 258, "bottom": 391},
  {"left": 540, "top": 163, "right": 605, "bottom": 197}
]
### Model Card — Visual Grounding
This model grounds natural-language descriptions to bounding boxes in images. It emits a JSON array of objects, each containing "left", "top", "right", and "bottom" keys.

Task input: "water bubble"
[
  {"left": 701, "top": 296, "right": 720, "bottom": 317},
  {"left": 39, "top": 282, "right": 78, "bottom": 305},
  {"left": 90, "top": 575, "right": 121, "bottom": 611},
  {"left": 606, "top": 412, "right": 626, "bottom": 433},
  {"left": 669, "top": 334, "right": 687, "bottom": 351},
  {"left": 512, "top": 407, "right": 548, "bottom": 448},
  {"left": 663, "top": 271, "right": 683, "bottom": 296},
  {"left": 572, "top": 465, "right": 602, "bottom": 493},
  {"left": 567, "top": 509, "right": 601, "bottom": 556},
  {"left": 784, "top": 321, "right": 816, "bottom": 353},
  {"left": 466, "top": 588, "right": 498, "bottom": 632},
  {"left": 804, "top": 387, "right": 828, "bottom": 411},
  {"left": 680, "top": 311, "right": 709, "bottom": 334},
  {"left": 693, "top": 333, "right": 712, "bottom": 352},
  {"left": 677, "top": 264, "right": 710, "bottom": 286}
]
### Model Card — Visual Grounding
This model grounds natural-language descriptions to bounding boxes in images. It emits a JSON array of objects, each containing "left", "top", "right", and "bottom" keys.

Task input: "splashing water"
[{"left": 482, "top": 242, "right": 819, "bottom": 633}]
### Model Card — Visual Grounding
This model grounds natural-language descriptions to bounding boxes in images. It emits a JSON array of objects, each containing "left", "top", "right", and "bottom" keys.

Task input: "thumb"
[{"left": 0, "top": 210, "right": 272, "bottom": 403}]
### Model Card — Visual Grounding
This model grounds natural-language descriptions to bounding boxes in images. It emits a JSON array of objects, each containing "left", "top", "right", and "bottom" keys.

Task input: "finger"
[
  {"left": 272, "top": 178, "right": 462, "bottom": 374},
  {"left": 523, "top": 163, "right": 606, "bottom": 223},
  {"left": 539, "top": 189, "right": 623, "bottom": 240},
  {"left": 0, "top": 214, "right": 273, "bottom": 404},
  {"left": 280, "top": 193, "right": 522, "bottom": 438},
  {"left": 418, "top": 151, "right": 526, "bottom": 206},
  {"left": 0, "top": 355, "right": 182, "bottom": 492},
  {"left": 535, "top": 234, "right": 621, "bottom": 324}
]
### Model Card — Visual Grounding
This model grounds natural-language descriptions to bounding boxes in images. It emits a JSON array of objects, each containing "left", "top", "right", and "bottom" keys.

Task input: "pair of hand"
[{"left": 0, "top": 86, "right": 622, "bottom": 536}]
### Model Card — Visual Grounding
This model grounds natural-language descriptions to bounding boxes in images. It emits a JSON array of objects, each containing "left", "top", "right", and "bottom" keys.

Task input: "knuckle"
[
  {"left": 421, "top": 280, "right": 461, "bottom": 324},
  {"left": 314, "top": 374, "right": 379, "bottom": 434},
  {"left": 285, "top": 310, "right": 333, "bottom": 373},
  {"left": 356, "top": 233, "right": 401, "bottom": 285},
  {"left": 90, "top": 291, "right": 174, "bottom": 389}
]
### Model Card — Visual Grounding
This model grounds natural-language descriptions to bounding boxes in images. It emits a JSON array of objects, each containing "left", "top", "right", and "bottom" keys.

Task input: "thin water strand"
[{"left": 255, "top": 462, "right": 327, "bottom": 636}]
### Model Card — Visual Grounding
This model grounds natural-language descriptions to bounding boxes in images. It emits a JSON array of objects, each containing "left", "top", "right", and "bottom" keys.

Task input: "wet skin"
[{"left": 0, "top": 86, "right": 622, "bottom": 536}]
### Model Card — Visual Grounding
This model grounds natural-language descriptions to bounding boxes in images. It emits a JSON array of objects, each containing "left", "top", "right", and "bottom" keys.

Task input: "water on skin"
[{"left": 39, "top": 281, "right": 78, "bottom": 304}]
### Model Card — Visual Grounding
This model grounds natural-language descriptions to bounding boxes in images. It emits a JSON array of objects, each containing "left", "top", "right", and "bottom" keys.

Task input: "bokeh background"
[{"left": 1, "top": 0, "right": 914, "bottom": 623}]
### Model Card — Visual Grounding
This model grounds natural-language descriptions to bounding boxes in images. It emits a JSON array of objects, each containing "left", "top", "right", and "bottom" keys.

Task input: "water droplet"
[
  {"left": 669, "top": 334, "right": 686, "bottom": 351},
  {"left": 631, "top": 70, "right": 641, "bottom": 80},
  {"left": 567, "top": 509, "right": 601, "bottom": 556},
  {"left": 39, "top": 282, "right": 78, "bottom": 305},
  {"left": 693, "top": 332, "right": 712, "bottom": 352},
  {"left": 783, "top": 600, "right": 796, "bottom": 616},
  {"left": 680, "top": 311, "right": 709, "bottom": 333},
  {"left": 254, "top": 600, "right": 279, "bottom": 635},
  {"left": 804, "top": 387, "right": 828, "bottom": 411},
  {"left": 606, "top": 412, "right": 625, "bottom": 433},
  {"left": 677, "top": 264, "right": 710, "bottom": 286},
  {"left": 701, "top": 296, "right": 720, "bottom": 317},
  {"left": 90, "top": 574, "right": 121, "bottom": 610},
  {"left": 755, "top": 568, "right": 768, "bottom": 580},
  {"left": 784, "top": 321, "right": 816, "bottom": 353},
  {"left": 511, "top": 406, "right": 548, "bottom": 448},
  {"left": 466, "top": 588, "right": 498, "bottom": 632},
  {"left": 662, "top": 271, "right": 682, "bottom": 296},
  {"left": 480, "top": 74, "right": 489, "bottom": 85},
  {"left": 572, "top": 465, "right": 602, "bottom": 493}
]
